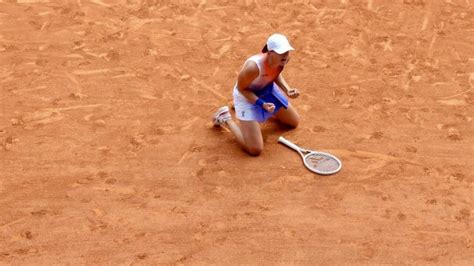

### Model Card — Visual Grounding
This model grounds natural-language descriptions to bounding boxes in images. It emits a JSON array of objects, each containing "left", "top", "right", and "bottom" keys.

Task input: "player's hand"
[
  {"left": 287, "top": 88, "right": 300, "bottom": 98},
  {"left": 262, "top": 102, "right": 275, "bottom": 113}
]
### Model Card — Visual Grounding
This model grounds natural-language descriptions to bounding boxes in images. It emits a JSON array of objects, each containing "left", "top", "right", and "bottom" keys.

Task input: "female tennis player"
[{"left": 212, "top": 33, "right": 300, "bottom": 156}]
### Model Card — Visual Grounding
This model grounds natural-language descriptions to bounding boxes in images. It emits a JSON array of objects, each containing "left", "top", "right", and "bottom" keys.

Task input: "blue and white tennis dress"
[{"left": 233, "top": 53, "right": 289, "bottom": 122}]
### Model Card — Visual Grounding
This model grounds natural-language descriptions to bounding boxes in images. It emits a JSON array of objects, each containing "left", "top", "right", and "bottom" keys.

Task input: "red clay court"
[{"left": 0, "top": 0, "right": 472, "bottom": 264}]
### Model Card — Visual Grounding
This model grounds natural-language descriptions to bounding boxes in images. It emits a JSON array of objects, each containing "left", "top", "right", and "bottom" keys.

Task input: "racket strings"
[{"left": 304, "top": 153, "right": 340, "bottom": 173}]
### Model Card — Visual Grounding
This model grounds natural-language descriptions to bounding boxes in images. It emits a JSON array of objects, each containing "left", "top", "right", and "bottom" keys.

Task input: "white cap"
[{"left": 266, "top": 33, "right": 294, "bottom": 54}]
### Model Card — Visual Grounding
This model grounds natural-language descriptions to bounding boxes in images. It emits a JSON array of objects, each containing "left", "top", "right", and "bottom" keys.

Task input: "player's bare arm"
[
  {"left": 236, "top": 61, "right": 259, "bottom": 102},
  {"left": 237, "top": 61, "right": 276, "bottom": 113}
]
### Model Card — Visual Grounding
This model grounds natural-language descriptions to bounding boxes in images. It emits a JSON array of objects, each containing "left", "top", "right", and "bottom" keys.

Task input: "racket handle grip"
[{"left": 278, "top": 136, "right": 301, "bottom": 151}]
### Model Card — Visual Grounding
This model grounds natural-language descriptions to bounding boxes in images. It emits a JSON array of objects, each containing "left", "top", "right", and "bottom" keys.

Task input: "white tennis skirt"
[{"left": 233, "top": 83, "right": 288, "bottom": 122}]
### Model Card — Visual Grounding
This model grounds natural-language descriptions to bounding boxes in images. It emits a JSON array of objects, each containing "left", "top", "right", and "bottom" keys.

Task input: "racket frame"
[{"left": 278, "top": 136, "right": 342, "bottom": 175}]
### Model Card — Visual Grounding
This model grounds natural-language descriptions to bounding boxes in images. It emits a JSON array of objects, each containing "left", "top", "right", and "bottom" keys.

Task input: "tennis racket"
[{"left": 278, "top": 136, "right": 342, "bottom": 175}]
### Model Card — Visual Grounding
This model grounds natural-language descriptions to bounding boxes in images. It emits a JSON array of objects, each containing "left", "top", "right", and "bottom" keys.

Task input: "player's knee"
[
  {"left": 286, "top": 116, "right": 299, "bottom": 129},
  {"left": 289, "top": 118, "right": 299, "bottom": 128},
  {"left": 246, "top": 145, "right": 263, "bottom": 156}
]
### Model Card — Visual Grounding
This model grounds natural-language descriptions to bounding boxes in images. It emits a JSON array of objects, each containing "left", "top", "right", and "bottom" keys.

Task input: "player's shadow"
[{"left": 260, "top": 117, "right": 297, "bottom": 142}]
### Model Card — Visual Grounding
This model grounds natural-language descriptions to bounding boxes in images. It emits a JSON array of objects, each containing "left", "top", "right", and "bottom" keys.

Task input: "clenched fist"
[
  {"left": 286, "top": 88, "right": 300, "bottom": 98},
  {"left": 262, "top": 102, "right": 276, "bottom": 113}
]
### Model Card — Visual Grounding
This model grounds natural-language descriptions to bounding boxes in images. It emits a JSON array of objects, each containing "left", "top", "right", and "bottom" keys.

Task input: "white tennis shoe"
[{"left": 212, "top": 106, "right": 231, "bottom": 126}]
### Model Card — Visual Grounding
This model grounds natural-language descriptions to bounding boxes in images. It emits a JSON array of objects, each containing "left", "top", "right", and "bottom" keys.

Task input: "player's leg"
[
  {"left": 223, "top": 119, "right": 263, "bottom": 156},
  {"left": 274, "top": 102, "right": 299, "bottom": 128},
  {"left": 212, "top": 106, "right": 263, "bottom": 155},
  {"left": 223, "top": 119, "right": 245, "bottom": 147},
  {"left": 238, "top": 120, "right": 263, "bottom": 156}
]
